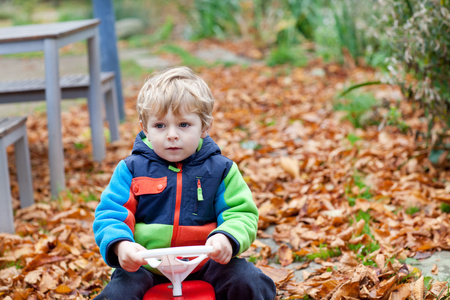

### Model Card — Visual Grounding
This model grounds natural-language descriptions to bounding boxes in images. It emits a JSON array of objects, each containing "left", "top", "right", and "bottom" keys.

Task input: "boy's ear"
[
  {"left": 139, "top": 121, "right": 148, "bottom": 136},
  {"left": 201, "top": 120, "right": 213, "bottom": 138},
  {"left": 201, "top": 129, "right": 208, "bottom": 139}
]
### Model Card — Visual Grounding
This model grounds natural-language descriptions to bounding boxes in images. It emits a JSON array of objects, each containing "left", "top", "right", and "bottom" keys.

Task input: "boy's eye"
[
  {"left": 155, "top": 124, "right": 165, "bottom": 129},
  {"left": 180, "top": 122, "right": 190, "bottom": 128}
]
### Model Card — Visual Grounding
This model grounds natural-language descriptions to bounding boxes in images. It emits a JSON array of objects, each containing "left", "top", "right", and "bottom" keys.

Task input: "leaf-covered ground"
[{"left": 1, "top": 42, "right": 449, "bottom": 299}]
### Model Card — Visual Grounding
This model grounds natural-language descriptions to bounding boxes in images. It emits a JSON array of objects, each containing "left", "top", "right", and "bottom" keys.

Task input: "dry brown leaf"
[
  {"left": 257, "top": 265, "right": 294, "bottom": 287},
  {"left": 280, "top": 156, "right": 300, "bottom": 179},
  {"left": 427, "top": 280, "right": 448, "bottom": 298},
  {"left": 412, "top": 276, "right": 424, "bottom": 300},
  {"left": 0, "top": 266, "right": 19, "bottom": 286},
  {"left": 39, "top": 272, "right": 58, "bottom": 293},
  {"left": 349, "top": 233, "right": 373, "bottom": 245},
  {"left": 330, "top": 281, "right": 360, "bottom": 300},
  {"left": 388, "top": 283, "right": 411, "bottom": 300},
  {"left": 277, "top": 244, "right": 293, "bottom": 267},
  {"left": 23, "top": 253, "right": 67, "bottom": 272},
  {"left": 431, "top": 264, "right": 439, "bottom": 275},
  {"left": 24, "top": 269, "right": 42, "bottom": 285},
  {"left": 375, "top": 254, "right": 385, "bottom": 269},
  {"left": 339, "top": 252, "right": 359, "bottom": 267}
]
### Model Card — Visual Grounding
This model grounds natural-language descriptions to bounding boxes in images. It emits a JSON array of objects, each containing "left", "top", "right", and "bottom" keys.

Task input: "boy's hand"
[
  {"left": 113, "top": 241, "right": 147, "bottom": 272},
  {"left": 206, "top": 233, "right": 232, "bottom": 264}
]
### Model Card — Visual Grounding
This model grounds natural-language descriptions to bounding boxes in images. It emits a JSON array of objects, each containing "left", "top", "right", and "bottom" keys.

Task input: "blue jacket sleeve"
[{"left": 93, "top": 160, "right": 135, "bottom": 267}]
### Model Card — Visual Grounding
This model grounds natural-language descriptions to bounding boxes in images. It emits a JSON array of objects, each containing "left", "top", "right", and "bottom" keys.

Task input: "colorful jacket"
[{"left": 93, "top": 132, "right": 259, "bottom": 269}]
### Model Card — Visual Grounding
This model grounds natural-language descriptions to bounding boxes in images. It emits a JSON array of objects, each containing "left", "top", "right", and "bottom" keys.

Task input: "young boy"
[{"left": 93, "top": 66, "right": 276, "bottom": 299}]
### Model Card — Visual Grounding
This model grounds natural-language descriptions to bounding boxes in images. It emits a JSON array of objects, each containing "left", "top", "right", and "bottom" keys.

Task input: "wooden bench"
[
  {"left": 0, "top": 72, "right": 120, "bottom": 141},
  {"left": 0, "top": 116, "right": 34, "bottom": 233}
]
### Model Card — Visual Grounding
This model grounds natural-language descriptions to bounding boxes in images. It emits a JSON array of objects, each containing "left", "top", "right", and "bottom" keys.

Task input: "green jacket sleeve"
[{"left": 210, "top": 162, "right": 259, "bottom": 256}]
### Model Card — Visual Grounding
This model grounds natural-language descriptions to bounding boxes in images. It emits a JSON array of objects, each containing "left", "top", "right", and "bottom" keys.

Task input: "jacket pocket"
[{"left": 131, "top": 176, "right": 167, "bottom": 196}]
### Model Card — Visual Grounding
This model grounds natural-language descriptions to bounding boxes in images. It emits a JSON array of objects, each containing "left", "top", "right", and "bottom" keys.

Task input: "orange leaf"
[{"left": 55, "top": 284, "right": 72, "bottom": 294}]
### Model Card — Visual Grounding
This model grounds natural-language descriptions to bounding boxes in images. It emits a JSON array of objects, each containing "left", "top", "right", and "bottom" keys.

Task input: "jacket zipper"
[
  {"left": 194, "top": 178, "right": 204, "bottom": 215},
  {"left": 171, "top": 162, "right": 183, "bottom": 246}
]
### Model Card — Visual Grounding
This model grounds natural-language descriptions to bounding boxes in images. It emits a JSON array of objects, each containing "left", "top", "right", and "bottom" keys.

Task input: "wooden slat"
[{"left": 0, "top": 72, "right": 114, "bottom": 94}]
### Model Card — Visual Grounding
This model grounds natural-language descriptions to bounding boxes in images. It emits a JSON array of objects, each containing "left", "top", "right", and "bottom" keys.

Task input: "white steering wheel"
[{"left": 138, "top": 245, "right": 214, "bottom": 297}]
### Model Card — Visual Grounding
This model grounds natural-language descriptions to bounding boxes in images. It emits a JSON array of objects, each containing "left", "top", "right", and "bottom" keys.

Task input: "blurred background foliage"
[{"left": 0, "top": 0, "right": 448, "bottom": 155}]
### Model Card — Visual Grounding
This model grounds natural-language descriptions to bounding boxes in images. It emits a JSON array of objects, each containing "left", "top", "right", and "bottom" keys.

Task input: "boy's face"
[{"left": 141, "top": 108, "right": 209, "bottom": 163}]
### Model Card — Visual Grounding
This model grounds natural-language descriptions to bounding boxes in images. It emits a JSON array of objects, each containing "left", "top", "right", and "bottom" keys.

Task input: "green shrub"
[
  {"left": 127, "top": 17, "right": 175, "bottom": 47},
  {"left": 376, "top": 0, "right": 450, "bottom": 140},
  {"left": 181, "top": 0, "right": 322, "bottom": 48},
  {"left": 0, "top": 2, "right": 15, "bottom": 20},
  {"left": 11, "top": 0, "right": 38, "bottom": 25},
  {"left": 332, "top": 0, "right": 366, "bottom": 62},
  {"left": 184, "top": 0, "right": 241, "bottom": 40},
  {"left": 58, "top": 2, "right": 91, "bottom": 22},
  {"left": 312, "top": 0, "right": 384, "bottom": 65}
]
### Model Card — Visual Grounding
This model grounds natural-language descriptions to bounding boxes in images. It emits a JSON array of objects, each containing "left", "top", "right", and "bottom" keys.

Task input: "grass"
[
  {"left": 266, "top": 46, "right": 309, "bottom": 67},
  {"left": 405, "top": 206, "right": 421, "bottom": 216},
  {"left": 346, "top": 172, "right": 373, "bottom": 206},
  {"left": 247, "top": 254, "right": 262, "bottom": 264},
  {"left": 3, "top": 260, "right": 24, "bottom": 270},
  {"left": 348, "top": 210, "right": 381, "bottom": 260},
  {"left": 294, "top": 244, "right": 341, "bottom": 262},
  {"left": 441, "top": 203, "right": 450, "bottom": 213},
  {"left": 346, "top": 133, "right": 362, "bottom": 146},
  {"left": 81, "top": 192, "right": 98, "bottom": 202},
  {"left": 386, "top": 107, "right": 409, "bottom": 134},
  {"left": 119, "top": 59, "right": 148, "bottom": 80},
  {"left": 334, "top": 91, "right": 378, "bottom": 128},
  {"left": 74, "top": 142, "right": 86, "bottom": 150},
  {"left": 306, "top": 246, "right": 341, "bottom": 261},
  {"left": 127, "top": 17, "right": 175, "bottom": 47},
  {"left": 158, "top": 44, "right": 208, "bottom": 67}
]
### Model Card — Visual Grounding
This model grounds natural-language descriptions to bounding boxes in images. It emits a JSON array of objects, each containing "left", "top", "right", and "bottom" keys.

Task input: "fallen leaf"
[
  {"left": 412, "top": 276, "right": 424, "bottom": 300},
  {"left": 54, "top": 284, "right": 72, "bottom": 294},
  {"left": 280, "top": 156, "right": 300, "bottom": 179},
  {"left": 431, "top": 264, "right": 439, "bottom": 275},
  {"left": 277, "top": 244, "right": 293, "bottom": 267},
  {"left": 257, "top": 265, "right": 294, "bottom": 287}
]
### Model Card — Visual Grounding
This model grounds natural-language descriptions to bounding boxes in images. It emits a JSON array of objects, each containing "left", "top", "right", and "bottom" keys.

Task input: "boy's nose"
[{"left": 167, "top": 127, "right": 179, "bottom": 140}]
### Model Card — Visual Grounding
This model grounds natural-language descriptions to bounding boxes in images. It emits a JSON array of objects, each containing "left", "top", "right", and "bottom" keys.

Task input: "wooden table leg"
[
  {"left": 15, "top": 125, "right": 34, "bottom": 207},
  {"left": 44, "top": 38, "right": 65, "bottom": 197},
  {"left": 87, "top": 28, "right": 106, "bottom": 162},
  {"left": 0, "top": 138, "right": 15, "bottom": 233}
]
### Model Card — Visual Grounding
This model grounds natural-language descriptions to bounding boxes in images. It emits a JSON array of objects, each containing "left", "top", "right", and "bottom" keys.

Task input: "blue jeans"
[{"left": 95, "top": 257, "right": 276, "bottom": 300}]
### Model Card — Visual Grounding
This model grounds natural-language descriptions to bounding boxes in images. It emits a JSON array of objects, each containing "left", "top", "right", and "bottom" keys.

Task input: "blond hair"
[{"left": 137, "top": 66, "right": 215, "bottom": 130}]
